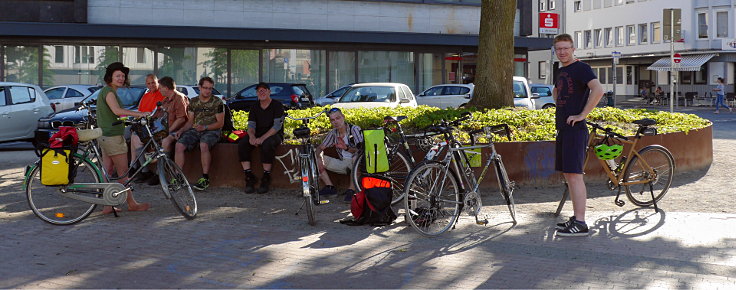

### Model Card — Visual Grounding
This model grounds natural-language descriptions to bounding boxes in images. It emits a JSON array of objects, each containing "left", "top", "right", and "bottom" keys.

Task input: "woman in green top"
[{"left": 97, "top": 62, "right": 150, "bottom": 213}]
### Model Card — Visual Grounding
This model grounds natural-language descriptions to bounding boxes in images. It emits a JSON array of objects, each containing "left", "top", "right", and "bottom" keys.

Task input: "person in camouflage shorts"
[{"left": 174, "top": 77, "right": 225, "bottom": 190}]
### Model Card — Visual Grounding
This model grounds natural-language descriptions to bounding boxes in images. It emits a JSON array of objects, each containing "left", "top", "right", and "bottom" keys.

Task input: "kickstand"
[
  {"left": 649, "top": 183, "right": 659, "bottom": 213},
  {"left": 295, "top": 200, "right": 305, "bottom": 216},
  {"left": 554, "top": 182, "right": 569, "bottom": 216},
  {"left": 112, "top": 207, "right": 119, "bottom": 218}
]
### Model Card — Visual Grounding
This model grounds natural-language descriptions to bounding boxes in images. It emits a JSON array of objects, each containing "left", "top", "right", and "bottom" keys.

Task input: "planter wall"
[{"left": 182, "top": 125, "right": 712, "bottom": 189}]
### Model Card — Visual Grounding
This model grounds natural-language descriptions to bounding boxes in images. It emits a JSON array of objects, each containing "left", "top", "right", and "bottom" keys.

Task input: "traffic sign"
[
  {"left": 612, "top": 51, "right": 622, "bottom": 65},
  {"left": 673, "top": 53, "right": 682, "bottom": 63}
]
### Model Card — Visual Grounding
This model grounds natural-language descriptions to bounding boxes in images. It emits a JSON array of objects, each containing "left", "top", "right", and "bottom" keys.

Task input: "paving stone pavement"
[{"left": 1, "top": 107, "right": 735, "bottom": 289}]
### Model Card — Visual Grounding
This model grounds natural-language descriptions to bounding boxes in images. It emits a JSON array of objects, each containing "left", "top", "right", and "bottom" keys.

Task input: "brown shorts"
[{"left": 99, "top": 135, "right": 128, "bottom": 156}]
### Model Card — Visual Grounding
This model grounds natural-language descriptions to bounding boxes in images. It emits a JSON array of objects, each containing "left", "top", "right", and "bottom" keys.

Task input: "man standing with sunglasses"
[
  {"left": 238, "top": 82, "right": 285, "bottom": 194},
  {"left": 552, "top": 33, "right": 604, "bottom": 237}
]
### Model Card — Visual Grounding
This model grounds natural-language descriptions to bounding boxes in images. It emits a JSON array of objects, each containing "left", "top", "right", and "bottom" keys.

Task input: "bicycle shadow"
[{"left": 589, "top": 207, "right": 667, "bottom": 238}]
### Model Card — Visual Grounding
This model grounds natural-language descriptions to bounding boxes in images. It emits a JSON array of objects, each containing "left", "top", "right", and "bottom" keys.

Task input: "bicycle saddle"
[{"left": 633, "top": 118, "right": 656, "bottom": 126}]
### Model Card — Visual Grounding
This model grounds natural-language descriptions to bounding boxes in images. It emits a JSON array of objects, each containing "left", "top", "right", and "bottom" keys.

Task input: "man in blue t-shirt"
[{"left": 552, "top": 33, "right": 605, "bottom": 237}]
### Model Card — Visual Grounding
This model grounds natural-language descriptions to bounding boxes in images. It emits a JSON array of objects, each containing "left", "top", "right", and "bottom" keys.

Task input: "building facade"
[
  {"left": 565, "top": 0, "right": 736, "bottom": 98},
  {"left": 0, "top": 0, "right": 550, "bottom": 97}
]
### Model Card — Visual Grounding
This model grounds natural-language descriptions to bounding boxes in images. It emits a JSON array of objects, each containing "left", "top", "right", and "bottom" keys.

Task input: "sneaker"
[
  {"left": 146, "top": 174, "right": 160, "bottom": 186},
  {"left": 193, "top": 177, "right": 209, "bottom": 191},
  {"left": 343, "top": 189, "right": 355, "bottom": 203},
  {"left": 319, "top": 185, "right": 338, "bottom": 196},
  {"left": 257, "top": 173, "right": 271, "bottom": 194},
  {"left": 244, "top": 172, "right": 257, "bottom": 194},
  {"left": 555, "top": 216, "right": 576, "bottom": 230},
  {"left": 556, "top": 220, "right": 589, "bottom": 237}
]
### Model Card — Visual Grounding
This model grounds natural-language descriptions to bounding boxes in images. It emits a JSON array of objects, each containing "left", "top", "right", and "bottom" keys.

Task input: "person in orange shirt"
[{"left": 131, "top": 74, "right": 165, "bottom": 185}]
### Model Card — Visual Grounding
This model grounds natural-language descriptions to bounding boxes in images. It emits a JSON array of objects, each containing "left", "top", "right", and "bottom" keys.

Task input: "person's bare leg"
[
  {"left": 240, "top": 161, "right": 251, "bottom": 171},
  {"left": 563, "top": 172, "right": 586, "bottom": 222},
  {"left": 200, "top": 143, "right": 211, "bottom": 175},
  {"left": 110, "top": 154, "right": 150, "bottom": 211},
  {"left": 175, "top": 143, "right": 187, "bottom": 169}
]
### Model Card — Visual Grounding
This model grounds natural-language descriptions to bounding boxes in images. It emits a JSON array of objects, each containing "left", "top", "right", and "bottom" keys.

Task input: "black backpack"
[
  {"left": 222, "top": 103, "right": 235, "bottom": 131},
  {"left": 340, "top": 175, "right": 397, "bottom": 226}
]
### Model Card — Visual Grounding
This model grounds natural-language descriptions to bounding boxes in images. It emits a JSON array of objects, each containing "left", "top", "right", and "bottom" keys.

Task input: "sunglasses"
[{"left": 327, "top": 108, "right": 342, "bottom": 115}]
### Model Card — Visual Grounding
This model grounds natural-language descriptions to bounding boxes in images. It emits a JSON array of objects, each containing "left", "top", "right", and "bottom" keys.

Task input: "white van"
[{"left": 513, "top": 76, "right": 535, "bottom": 109}]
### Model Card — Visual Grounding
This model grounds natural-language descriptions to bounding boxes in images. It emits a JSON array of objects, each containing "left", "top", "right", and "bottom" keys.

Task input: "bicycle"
[
  {"left": 402, "top": 112, "right": 516, "bottom": 236},
  {"left": 24, "top": 104, "right": 197, "bottom": 225},
  {"left": 286, "top": 110, "right": 330, "bottom": 226},
  {"left": 351, "top": 115, "right": 439, "bottom": 206},
  {"left": 554, "top": 119, "right": 675, "bottom": 215}
]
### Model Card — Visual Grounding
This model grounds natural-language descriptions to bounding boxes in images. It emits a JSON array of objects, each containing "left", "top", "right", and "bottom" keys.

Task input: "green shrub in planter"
[{"left": 230, "top": 105, "right": 711, "bottom": 144}]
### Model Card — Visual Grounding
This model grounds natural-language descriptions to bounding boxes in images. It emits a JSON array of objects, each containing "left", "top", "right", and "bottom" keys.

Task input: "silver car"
[
  {"left": 529, "top": 84, "right": 556, "bottom": 109},
  {"left": 44, "top": 84, "right": 100, "bottom": 112},
  {"left": 416, "top": 84, "right": 474, "bottom": 108},
  {"left": 0, "top": 82, "right": 54, "bottom": 143}
]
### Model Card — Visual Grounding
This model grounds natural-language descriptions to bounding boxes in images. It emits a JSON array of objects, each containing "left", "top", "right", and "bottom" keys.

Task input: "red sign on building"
[{"left": 539, "top": 13, "right": 559, "bottom": 34}]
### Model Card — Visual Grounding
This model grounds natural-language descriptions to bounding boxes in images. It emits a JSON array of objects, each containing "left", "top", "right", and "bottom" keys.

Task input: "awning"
[{"left": 647, "top": 54, "right": 716, "bottom": 71}]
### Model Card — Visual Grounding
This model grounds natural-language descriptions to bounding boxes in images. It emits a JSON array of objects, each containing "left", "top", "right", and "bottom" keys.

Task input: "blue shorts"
[{"left": 555, "top": 124, "right": 589, "bottom": 174}]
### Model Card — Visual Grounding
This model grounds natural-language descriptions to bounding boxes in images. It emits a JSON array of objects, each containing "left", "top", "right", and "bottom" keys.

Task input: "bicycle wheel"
[
  {"left": 25, "top": 156, "right": 101, "bottom": 225},
  {"left": 301, "top": 157, "right": 316, "bottom": 226},
  {"left": 623, "top": 145, "right": 675, "bottom": 206},
  {"left": 403, "top": 161, "right": 461, "bottom": 236},
  {"left": 158, "top": 157, "right": 197, "bottom": 219},
  {"left": 352, "top": 149, "right": 412, "bottom": 205},
  {"left": 493, "top": 157, "right": 516, "bottom": 222}
]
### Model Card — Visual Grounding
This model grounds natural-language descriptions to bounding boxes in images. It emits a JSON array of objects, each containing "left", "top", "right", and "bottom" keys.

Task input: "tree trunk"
[{"left": 468, "top": 0, "right": 516, "bottom": 109}]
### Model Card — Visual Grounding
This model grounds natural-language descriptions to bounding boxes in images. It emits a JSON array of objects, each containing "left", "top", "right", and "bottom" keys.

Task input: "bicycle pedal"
[
  {"left": 476, "top": 219, "right": 488, "bottom": 225},
  {"left": 318, "top": 200, "right": 330, "bottom": 205}
]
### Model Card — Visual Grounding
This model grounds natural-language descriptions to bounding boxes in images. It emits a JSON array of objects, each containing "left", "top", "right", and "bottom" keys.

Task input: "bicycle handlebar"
[{"left": 587, "top": 121, "right": 629, "bottom": 140}]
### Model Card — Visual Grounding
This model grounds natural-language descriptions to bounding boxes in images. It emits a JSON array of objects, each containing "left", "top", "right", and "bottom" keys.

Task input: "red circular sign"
[{"left": 673, "top": 53, "right": 682, "bottom": 63}]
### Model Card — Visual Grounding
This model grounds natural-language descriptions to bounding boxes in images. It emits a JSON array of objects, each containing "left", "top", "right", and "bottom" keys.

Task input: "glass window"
[
  {"left": 328, "top": 51, "right": 356, "bottom": 92},
  {"left": 65, "top": 89, "right": 84, "bottom": 98},
  {"left": 695, "top": 68, "right": 707, "bottom": 84},
  {"left": 74, "top": 46, "right": 95, "bottom": 64},
  {"left": 616, "top": 67, "right": 623, "bottom": 84},
  {"left": 538, "top": 61, "right": 547, "bottom": 79},
  {"left": 0, "top": 88, "right": 6, "bottom": 106},
  {"left": 717, "top": 11, "right": 728, "bottom": 38},
  {"left": 594, "top": 29, "right": 603, "bottom": 47},
  {"left": 598, "top": 67, "right": 607, "bottom": 84},
  {"left": 45, "top": 87, "right": 65, "bottom": 100},
  {"left": 263, "top": 49, "right": 327, "bottom": 97},
  {"left": 574, "top": 31, "right": 583, "bottom": 48},
  {"left": 401, "top": 86, "right": 414, "bottom": 99},
  {"left": 549, "top": 0, "right": 556, "bottom": 10},
  {"left": 638, "top": 23, "right": 648, "bottom": 43},
  {"left": 10, "top": 86, "right": 34, "bottom": 104},
  {"left": 422, "top": 86, "right": 443, "bottom": 96},
  {"left": 513, "top": 80, "right": 527, "bottom": 98},
  {"left": 615, "top": 26, "right": 624, "bottom": 46},
  {"left": 136, "top": 47, "right": 146, "bottom": 64},
  {"left": 531, "top": 86, "right": 551, "bottom": 96},
  {"left": 627, "top": 25, "right": 636, "bottom": 45},
  {"left": 698, "top": 13, "right": 708, "bottom": 39},
  {"left": 680, "top": 71, "right": 692, "bottom": 84},
  {"left": 584, "top": 30, "right": 593, "bottom": 48},
  {"left": 417, "top": 53, "right": 442, "bottom": 93},
  {"left": 157, "top": 47, "right": 228, "bottom": 95},
  {"left": 574, "top": 1, "right": 581, "bottom": 11},
  {"left": 626, "top": 65, "right": 634, "bottom": 84},
  {"left": 4, "top": 46, "right": 40, "bottom": 85},
  {"left": 604, "top": 28, "right": 613, "bottom": 47},
  {"left": 176, "top": 87, "right": 189, "bottom": 96},
  {"left": 44, "top": 45, "right": 113, "bottom": 87},
  {"left": 357, "top": 51, "right": 415, "bottom": 89},
  {"left": 340, "top": 86, "right": 397, "bottom": 103},
  {"left": 229, "top": 49, "right": 259, "bottom": 97},
  {"left": 651, "top": 22, "right": 661, "bottom": 43},
  {"left": 539, "top": 0, "right": 546, "bottom": 11},
  {"left": 54, "top": 46, "right": 64, "bottom": 63},
  {"left": 514, "top": 53, "right": 526, "bottom": 77},
  {"left": 444, "top": 86, "right": 470, "bottom": 95},
  {"left": 615, "top": 0, "right": 623, "bottom": 5}
]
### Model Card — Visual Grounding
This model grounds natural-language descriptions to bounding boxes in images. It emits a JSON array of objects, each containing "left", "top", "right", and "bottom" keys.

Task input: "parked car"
[
  {"left": 176, "top": 84, "right": 224, "bottom": 100},
  {"left": 512, "top": 76, "right": 535, "bottom": 110},
  {"left": 314, "top": 84, "right": 354, "bottom": 106},
  {"left": 331, "top": 83, "right": 417, "bottom": 109},
  {"left": 44, "top": 84, "right": 101, "bottom": 112},
  {"left": 529, "top": 83, "right": 556, "bottom": 109},
  {"left": 227, "top": 83, "right": 314, "bottom": 112},
  {"left": 0, "top": 82, "right": 54, "bottom": 143},
  {"left": 416, "top": 84, "right": 474, "bottom": 108},
  {"left": 37, "top": 85, "right": 147, "bottom": 131}
]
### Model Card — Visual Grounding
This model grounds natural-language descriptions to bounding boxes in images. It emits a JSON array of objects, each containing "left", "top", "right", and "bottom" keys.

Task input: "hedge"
[{"left": 231, "top": 106, "right": 711, "bottom": 144}]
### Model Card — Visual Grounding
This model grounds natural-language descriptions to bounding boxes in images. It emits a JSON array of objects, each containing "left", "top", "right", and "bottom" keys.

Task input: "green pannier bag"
[{"left": 363, "top": 129, "right": 389, "bottom": 173}]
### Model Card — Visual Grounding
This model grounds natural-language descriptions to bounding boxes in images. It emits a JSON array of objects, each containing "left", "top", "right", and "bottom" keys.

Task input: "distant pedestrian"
[
  {"left": 654, "top": 86, "right": 664, "bottom": 104},
  {"left": 552, "top": 34, "right": 605, "bottom": 237},
  {"left": 713, "top": 77, "right": 731, "bottom": 114}
]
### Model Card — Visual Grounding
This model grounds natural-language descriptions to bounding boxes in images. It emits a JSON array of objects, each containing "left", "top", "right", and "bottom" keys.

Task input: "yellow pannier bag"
[{"left": 40, "top": 148, "right": 72, "bottom": 186}]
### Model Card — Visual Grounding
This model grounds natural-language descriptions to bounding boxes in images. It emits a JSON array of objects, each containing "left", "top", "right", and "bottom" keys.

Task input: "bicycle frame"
[{"left": 585, "top": 126, "right": 657, "bottom": 188}]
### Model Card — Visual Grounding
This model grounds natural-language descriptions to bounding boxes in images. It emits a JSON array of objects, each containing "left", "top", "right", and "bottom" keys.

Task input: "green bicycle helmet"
[{"left": 594, "top": 144, "right": 623, "bottom": 160}]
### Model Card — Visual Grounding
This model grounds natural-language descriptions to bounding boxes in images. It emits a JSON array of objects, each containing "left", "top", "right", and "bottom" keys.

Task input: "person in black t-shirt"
[
  {"left": 552, "top": 33, "right": 604, "bottom": 237},
  {"left": 238, "top": 82, "right": 285, "bottom": 194}
]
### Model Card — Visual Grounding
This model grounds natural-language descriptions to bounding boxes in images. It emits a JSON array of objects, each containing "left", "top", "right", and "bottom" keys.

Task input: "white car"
[
  {"left": 331, "top": 83, "right": 417, "bottom": 109},
  {"left": 416, "top": 84, "right": 474, "bottom": 108},
  {"left": 315, "top": 84, "right": 353, "bottom": 106},
  {"left": 529, "top": 84, "right": 556, "bottom": 109},
  {"left": 512, "top": 76, "right": 535, "bottom": 110},
  {"left": 44, "top": 85, "right": 100, "bottom": 112},
  {"left": 176, "top": 85, "right": 224, "bottom": 100},
  {"left": 0, "top": 82, "right": 54, "bottom": 143}
]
